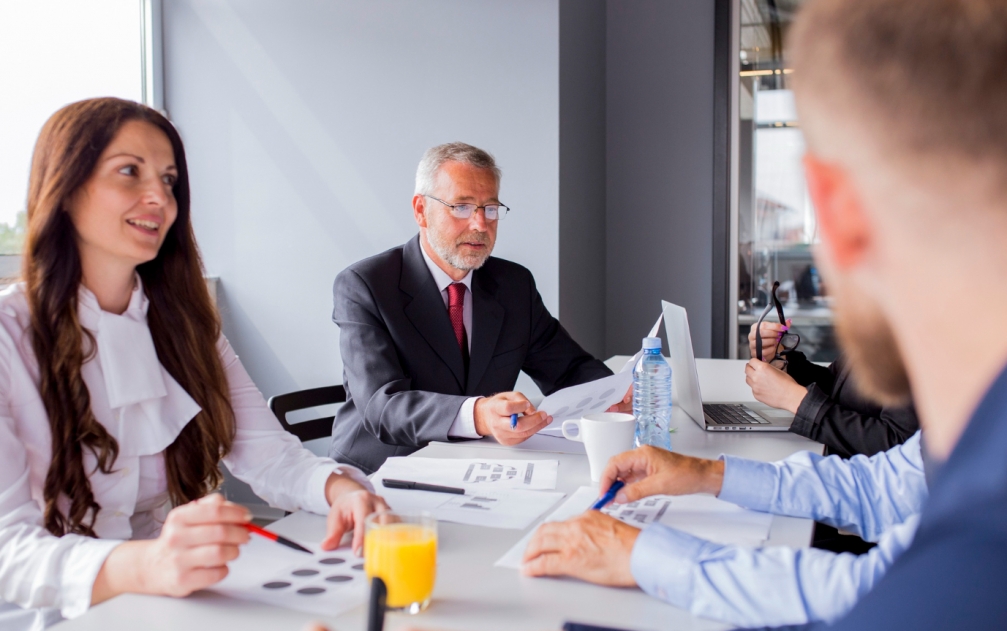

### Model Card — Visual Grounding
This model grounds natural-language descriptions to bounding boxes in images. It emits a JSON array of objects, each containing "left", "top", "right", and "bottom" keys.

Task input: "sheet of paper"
[
  {"left": 602, "top": 493, "right": 772, "bottom": 547},
  {"left": 536, "top": 371, "right": 634, "bottom": 435},
  {"left": 495, "top": 486, "right": 773, "bottom": 569},
  {"left": 536, "top": 311, "right": 663, "bottom": 436},
  {"left": 376, "top": 457, "right": 558, "bottom": 490},
  {"left": 494, "top": 486, "right": 599, "bottom": 568},
  {"left": 373, "top": 480, "right": 566, "bottom": 530},
  {"left": 209, "top": 536, "right": 367, "bottom": 616}
]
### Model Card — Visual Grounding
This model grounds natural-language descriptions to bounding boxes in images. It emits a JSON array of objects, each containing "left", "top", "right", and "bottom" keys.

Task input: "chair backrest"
[{"left": 267, "top": 385, "right": 346, "bottom": 443}]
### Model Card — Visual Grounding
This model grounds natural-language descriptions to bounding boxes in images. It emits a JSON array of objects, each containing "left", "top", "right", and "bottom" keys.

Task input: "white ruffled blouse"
[{"left": 0, "top": 280, "right": 369, "bottom": 630}]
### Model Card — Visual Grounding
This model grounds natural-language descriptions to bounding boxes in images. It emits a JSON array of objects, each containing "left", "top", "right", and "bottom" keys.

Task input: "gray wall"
[
  {"left": 605, "top": 0, "right": 716, "bottom": 358},
  {"left": 558, "top": 0, "right": 607, "bottom": 359},
  {"left": 163, "top": 0, "right": 720, "bottom": 397},
  {"left": 162, "top": 0, "right": 561, "bottom": 399}
]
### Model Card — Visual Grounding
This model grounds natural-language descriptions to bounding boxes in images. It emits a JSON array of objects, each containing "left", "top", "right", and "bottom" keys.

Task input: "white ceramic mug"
[{"left": 562, "top": 412, "right": 637, "bottom": 482}]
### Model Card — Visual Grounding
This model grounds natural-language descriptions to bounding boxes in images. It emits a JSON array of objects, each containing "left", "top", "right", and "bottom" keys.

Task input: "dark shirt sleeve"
[
  {"left": 518, "top": 275, "right": 612, "bottom": 396},
  {"left": 333, "top": 269, "right": 464, "bottom": 447},
  {"left": 785, "top": 351, "right": 835, "bottom": 389},
  {"left": 786, "top": 353, "right": 919, "bottom": 458}
]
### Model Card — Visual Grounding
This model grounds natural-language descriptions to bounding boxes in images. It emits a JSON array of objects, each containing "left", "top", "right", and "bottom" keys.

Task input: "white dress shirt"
[
  {"left": 418, "top": 243, "right": 482, "bottom": 439},
  {"left": 0, "top": 280, "right": 371, "bottom": 630}
]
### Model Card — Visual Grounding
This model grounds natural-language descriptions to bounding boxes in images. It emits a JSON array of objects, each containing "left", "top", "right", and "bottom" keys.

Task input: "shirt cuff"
[
  {"left": 717, "top": 455, "right": 778, "bottom": 513},
  {"left": 631, "top": 524, "right": 716, "bottom": 607},
  {"left": 447, "top": 397, "right": 482, "bottom": 439},
  {"left": 303, "top": 462, "right": 376, "bottom": 516},
  {"left": 60, "top": 538, "right": 124, "bottom": 619},
  {"left": 789, "top": 383, "right": 830, "bottom": 439}
]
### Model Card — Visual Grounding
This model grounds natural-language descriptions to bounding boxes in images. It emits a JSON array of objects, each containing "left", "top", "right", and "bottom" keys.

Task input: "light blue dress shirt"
[{"left": 629, "top": 432, "right": 927, "bottom": 627}]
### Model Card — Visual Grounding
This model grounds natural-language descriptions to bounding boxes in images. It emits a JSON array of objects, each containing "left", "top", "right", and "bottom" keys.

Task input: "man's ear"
[
  {"left": 412, "top": 194, "right": 428, "bottom": 229},
  {"left": 804, "top": 153, "right": 872, "bottom": 270}
]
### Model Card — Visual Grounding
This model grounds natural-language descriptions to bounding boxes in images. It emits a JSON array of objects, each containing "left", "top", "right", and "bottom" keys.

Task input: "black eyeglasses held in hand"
[
  {"left": 425, "top": 195, "right": 510, "bottom": 221},
  {"left": 755, "top": 281, "right": 801, "bottom": 369}
]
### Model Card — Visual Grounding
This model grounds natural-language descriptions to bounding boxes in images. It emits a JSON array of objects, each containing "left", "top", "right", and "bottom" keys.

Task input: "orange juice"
[{"left": 364, "top": 521, "right": 437, "bottom": 610}]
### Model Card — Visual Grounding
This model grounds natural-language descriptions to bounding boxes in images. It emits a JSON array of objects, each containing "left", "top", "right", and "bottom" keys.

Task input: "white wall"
[{"left": 162, "top": 0, "right": 560, "bottom": 399}]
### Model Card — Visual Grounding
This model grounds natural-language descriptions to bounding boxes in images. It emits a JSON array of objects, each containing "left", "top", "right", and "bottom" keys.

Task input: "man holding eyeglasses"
[
  {"left": 744, "top": 281, "right": 918, "bottom": 461},
  {"left": 328, "top": 142, "right": 617, "bottom": 473}
]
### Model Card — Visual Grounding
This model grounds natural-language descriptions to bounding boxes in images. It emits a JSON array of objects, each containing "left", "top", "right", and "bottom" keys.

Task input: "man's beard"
[
  {"left": 428, "top": 227, "right": 493, "bottom": 272},
  {"left": 831, "top": 277, "right": 913, "bottom": 407}
]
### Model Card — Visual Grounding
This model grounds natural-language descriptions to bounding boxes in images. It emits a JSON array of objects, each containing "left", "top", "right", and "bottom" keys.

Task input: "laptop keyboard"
[{"left": 703, "top": 404, "right": 771, "bottom": 425}]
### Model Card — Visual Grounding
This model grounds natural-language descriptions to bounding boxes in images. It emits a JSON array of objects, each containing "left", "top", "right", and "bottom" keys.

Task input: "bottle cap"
[{"left": 642, "top": 337, "right": 662, "bottom": 350}]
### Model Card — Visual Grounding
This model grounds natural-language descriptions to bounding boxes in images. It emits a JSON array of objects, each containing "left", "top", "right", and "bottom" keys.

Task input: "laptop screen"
[{"left": 661, "top": 300, "right": 707, "bottom": 425}]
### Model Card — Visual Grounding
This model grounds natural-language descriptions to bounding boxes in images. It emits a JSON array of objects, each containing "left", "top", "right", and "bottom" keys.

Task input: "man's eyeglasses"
[
  {"left": 425, "top": 195, "right": 510, "bottom": 221},
  {"left": 755, "top": 281, "right": 801, "bottom": 369}
]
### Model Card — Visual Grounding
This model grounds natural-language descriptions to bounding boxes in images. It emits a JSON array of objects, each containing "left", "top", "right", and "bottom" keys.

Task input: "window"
[
  {"left": 731, "top": 0, "right": 837, "bottom": 361},
  {"left": 0, "top": 0, "right": 156, "bottom": 270}
]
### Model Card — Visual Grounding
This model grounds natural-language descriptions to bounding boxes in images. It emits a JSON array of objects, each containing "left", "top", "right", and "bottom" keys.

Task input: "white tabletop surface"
[{"left": 55, "top": 359, "right": 823, "bottom": 631}]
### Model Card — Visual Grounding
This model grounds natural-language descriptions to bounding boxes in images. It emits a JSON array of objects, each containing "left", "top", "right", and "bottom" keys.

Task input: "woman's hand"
[
  {"left": 141, "top": 494, "right": 251, "bottom": 597},
  {"left": 93, "top": 493, "right": 251, "bottom": 604},
  {"left": 748, "top": 319, "right": 792, "bottom": 362},
  {"left": 322, "top": 474, "right": 391, "bottom": 554},
  {"left": 745, "top": 359, "right": 808, "bottom": 414}
]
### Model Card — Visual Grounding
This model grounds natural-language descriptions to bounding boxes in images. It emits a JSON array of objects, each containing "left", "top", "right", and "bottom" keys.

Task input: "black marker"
[
  {"left": 382, "top": 478, "right": 466, "bottom": 495},
  {"left": 367, "top": 576, "right": 387, "bottom": 631}
]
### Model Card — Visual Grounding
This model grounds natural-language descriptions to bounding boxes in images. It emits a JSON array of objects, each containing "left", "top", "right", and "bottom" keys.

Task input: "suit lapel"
[
  {"left": 467, "top": 270, "right": 504, "bottom": 393},
  {"left": 400, "top": 236, "right": 466, "bottom": 389}
]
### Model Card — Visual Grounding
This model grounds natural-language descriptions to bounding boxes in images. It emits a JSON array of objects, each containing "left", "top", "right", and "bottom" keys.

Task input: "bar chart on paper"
[
  {"left": 495, "top": 487, "right": 773, "bottom": 568},
  {"left": 376, "top": 457, "right": 559, "bottom": 490},
  {"left": 372, "top": 457, "right": 565, "bottom": 529}
]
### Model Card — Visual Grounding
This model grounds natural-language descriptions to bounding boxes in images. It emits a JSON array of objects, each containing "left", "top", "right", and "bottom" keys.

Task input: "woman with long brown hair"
[{"left": 0, "top": 98, "right": 388, "bottom": 629}]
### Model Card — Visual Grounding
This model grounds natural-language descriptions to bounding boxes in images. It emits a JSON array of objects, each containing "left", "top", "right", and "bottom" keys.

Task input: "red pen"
[{"left": 243, "top": 523, "right": 313, "bottom": 554}]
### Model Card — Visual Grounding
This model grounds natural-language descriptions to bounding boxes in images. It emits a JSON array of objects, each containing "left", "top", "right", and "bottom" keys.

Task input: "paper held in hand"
[
  {"left": 536, "top": 371, "right": 634, "bottom": 435},
  {"left": 537, "top": 312, "right": 665, "bottom": 436}
]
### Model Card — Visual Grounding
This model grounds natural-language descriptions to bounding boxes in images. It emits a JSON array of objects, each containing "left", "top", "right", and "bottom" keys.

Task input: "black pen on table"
[{"left": 381, "top": 478, "right": 466, "bottom": 495}]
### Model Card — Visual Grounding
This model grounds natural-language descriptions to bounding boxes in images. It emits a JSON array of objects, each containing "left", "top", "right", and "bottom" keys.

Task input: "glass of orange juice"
[{"left": 364, "top": 511, "right": 437, "bottom": 614}]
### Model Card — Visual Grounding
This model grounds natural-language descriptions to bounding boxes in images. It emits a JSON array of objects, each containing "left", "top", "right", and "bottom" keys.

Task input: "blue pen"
[
  {"left": 591, "top": 480, "right": 625, "bottom": 511},
  {"left": 510, "top": 413, "right": 518, "bottom": 429}
]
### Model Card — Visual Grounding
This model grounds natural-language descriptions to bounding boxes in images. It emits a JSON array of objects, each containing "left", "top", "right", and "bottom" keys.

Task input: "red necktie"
[{"left": 447, "top": 283, "right": 466, "bottom": 351}]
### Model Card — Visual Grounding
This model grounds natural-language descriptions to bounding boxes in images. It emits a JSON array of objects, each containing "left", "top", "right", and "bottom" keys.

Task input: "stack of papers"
[
  {"left": 495, "top": 486, "right": 773, "bottom": 569},
  {"left": 372, "top": 457, "right": 565, "bottom": 530}
]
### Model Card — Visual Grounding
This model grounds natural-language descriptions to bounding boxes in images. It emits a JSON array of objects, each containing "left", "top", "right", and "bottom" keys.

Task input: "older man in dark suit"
[{"left": 329, "top": 142, "right": 617, "bottom": 474}]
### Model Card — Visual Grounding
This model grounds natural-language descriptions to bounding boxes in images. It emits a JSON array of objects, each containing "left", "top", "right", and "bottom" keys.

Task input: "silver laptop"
[{"left": 662, "top": 300, "right": 795, "bottom": 432}]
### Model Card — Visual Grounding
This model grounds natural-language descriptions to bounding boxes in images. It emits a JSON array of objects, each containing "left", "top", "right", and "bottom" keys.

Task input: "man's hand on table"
[
  {"left": 522, "top": 510, "right": 640, "bottom": 586},
  {"left": 474, "top": 392, "right": 551, "bottom": 446},
  {"left": 601, "top": 446, "right": 725, "bottom": 503}
]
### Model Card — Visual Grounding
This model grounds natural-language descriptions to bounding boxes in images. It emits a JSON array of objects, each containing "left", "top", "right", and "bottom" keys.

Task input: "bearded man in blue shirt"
[{"left": 523, "top": 0, "right": 1007, "bottom": 628}]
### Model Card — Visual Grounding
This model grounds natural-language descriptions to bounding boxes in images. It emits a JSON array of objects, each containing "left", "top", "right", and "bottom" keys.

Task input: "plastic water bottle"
[{"left": 632, "top": 337, "right": 672, "bottom": 450}]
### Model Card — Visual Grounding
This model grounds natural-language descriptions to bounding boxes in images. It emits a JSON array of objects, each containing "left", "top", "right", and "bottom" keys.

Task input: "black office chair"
[{"left": 267, "top": 385, "right": 346, "bottom": 443}]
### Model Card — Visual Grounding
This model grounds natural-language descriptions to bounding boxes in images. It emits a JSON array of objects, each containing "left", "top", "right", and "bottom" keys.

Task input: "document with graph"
[{"left": 375, "top": 457, "right": 559, "bottom": 490}]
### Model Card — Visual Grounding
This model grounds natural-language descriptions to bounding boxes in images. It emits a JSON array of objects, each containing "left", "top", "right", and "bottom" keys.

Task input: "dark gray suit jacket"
[{"left": 328, "top": 235, "right": 612, "bottom": 473}]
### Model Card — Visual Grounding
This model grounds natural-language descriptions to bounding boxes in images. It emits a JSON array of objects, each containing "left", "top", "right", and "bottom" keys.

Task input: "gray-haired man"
[{"left": 328, "top": 142, "right": 618, "bottom": 474}]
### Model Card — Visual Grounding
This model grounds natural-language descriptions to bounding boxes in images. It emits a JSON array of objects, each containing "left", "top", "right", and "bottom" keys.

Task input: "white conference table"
[{"left": 56, "top": 359, "right": 823, "bottom": 631}]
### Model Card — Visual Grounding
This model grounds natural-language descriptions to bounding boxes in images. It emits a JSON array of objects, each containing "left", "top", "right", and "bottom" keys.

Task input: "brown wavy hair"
[{"left": 24, "top": 98, "right": 236, "bottom": 537}]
